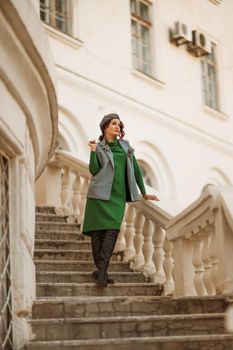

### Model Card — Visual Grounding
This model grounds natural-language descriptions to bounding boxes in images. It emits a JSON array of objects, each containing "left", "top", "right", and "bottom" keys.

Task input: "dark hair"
[{"left": 99, "top": 119, "right": 125, "bottom": 141}]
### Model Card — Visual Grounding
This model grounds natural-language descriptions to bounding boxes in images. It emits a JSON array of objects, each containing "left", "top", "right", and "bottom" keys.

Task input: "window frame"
[
  {"left": 40, "top": 0, "right": 72, "bottom": 36},
  {"left": 201, "top": 43, "right": 220, "bottom": 111},
  {"left": 130, "top": 0, "right": 153, "bottom": 77}
]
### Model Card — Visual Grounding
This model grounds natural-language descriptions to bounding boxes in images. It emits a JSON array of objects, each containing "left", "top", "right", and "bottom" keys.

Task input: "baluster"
[
  {"left": 114, "top": 220, "right": 126, "bottom": 253},
  {"left": 209, "top": 225, "right": 219, "bottom": 293},
  {"left": 201, "top": 228, "right": 215, "bottom": 295},
  {"left": 72, "top": 173, "right": 81, "bottom": 222},
  {"left": 163, "top": 236, "right": 175, "bottom": 295},
  {"left": 151, "top": 225, "right": 165, "bottom": 284},
  {"left": 141, "top": 217, "right": 155, "bottom": 277},
  {"left": 192, "top": 235, "right": 207, "bottom": 296},
  {"left": 123, "top": 205, "right": 136, "bottom": 262},
  {"left": 132, "top": 210, "right": 145, "bottom": 271},
  {"left": 79, "top": 176, "right": 89, "bottom": 221},
  {"left": 60, "top": 167, "right": 71, "bottom": 211}
]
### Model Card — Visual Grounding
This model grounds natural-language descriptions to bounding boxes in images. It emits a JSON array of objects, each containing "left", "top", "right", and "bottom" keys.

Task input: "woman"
[{"left": 82, "top": 113, "right": 159, "bottom": 287}]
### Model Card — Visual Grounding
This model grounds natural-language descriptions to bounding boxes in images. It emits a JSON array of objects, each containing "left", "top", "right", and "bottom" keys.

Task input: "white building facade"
[{"left": 37, "top": 0, "right": 233, "bottom": 209}]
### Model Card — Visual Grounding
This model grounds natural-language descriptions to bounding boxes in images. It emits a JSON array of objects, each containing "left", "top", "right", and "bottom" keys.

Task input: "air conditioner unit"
[
  {"left": 188, "top": 30, "right": 212, "bottom": 56},
  {"left": 171, "top": 21, "right": 192, "bottom": 46}
]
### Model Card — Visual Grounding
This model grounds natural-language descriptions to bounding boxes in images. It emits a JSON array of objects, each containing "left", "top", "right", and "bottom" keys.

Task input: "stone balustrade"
[
  {"left": 166, "top": 185, "right": 233, "bottom": 298},
  {"left": 36, "top": 150, "right": 233, "bottom": 301},
  {"left": 36, "top": 150, "right": 89, "bottom": 220},
  {"left": 36, "top": 150, "right": 177, "bottom": 295},
  {"left": 120, "top": 201, "right": 175, "bottom": 295}
]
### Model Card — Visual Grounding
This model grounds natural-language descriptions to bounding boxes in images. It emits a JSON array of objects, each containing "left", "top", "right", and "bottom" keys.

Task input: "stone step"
[
  {"left": 32, "top": 296, "right": 228, "bottom": 319},
  {"left": 30, "top": 313, "right": 225, "bottom": 341},
  {"left": 36, "top": 213, "right": 69, "bottom": 223},
  {"left": 25, "top": 334, "right": 233, "bottom": 350},
  {"left": 35, "top": 240, "right": 91, "bottom": 250},
  {"left": 36, "top": 271, "right": 147, "bottom": 284},
  {"left": 36, "top": 222, "right": 80, "bottom": 232},
  {"left": 34, "top": 260, "right": 131, "bottom": 272},
  {"left": 35, "top": 232, "right": 84, "bottom": 241},
  {"left": 36, "top": 282, "right": 163, "bottom": 297},
  {"left": 36, "top": 206, "right": 57, "bottom": 214},
  {"left": 34, "top": 249, "right": 122, "bottom": 262}
]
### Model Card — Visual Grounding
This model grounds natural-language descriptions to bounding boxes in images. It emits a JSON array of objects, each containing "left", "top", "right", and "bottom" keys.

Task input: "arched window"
[
  {"left": 134, "top": 141, "right": 175, "bottom": 197},
  {"left": 55, "top": 133, "right": 70, "bottom": 151},
  {"left": 138, "top": 160, "right": 158, "bottom": 189}
]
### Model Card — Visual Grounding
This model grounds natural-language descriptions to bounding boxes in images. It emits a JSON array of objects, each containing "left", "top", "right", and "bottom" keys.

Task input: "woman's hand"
[
  {"left": 88, "top": 140, "right": 97, "bottom": 152},
  {"left": 143, "top": 194, "right": 160, "bottom": 201}
]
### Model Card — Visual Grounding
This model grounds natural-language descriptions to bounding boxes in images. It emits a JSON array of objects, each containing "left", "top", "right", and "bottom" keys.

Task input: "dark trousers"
[{"left": 91, "top": 229, "right": 119, "bottom": 282}]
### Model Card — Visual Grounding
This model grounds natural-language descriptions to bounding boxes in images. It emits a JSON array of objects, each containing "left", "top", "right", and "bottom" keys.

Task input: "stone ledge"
[
  {"left": 25, "top": 334, "right": 233, "bottom": 350},
  {"left": 36, "top": 271, "right": 146, "bottom": 284},
  {"left": 36, "top": 282, "right": 163, "bottom": 297},
  {"left": 30, "top": 312, "right": 225, "bottom": 323},
  {"left": 36, "top": 221, "right": 80, "bottom": 227},
  {"left": 34, "top": 260, "right": 130, "bottom": 272},
  {"left": 29, "top": 313, "right": 225, "bottom": 341},
  {"left": 32, "top": 295, "right": 228, "bottom": 319}
]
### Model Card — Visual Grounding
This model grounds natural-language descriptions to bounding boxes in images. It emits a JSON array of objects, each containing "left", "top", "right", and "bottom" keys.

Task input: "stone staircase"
[{"left": 25, "top": 207, "right": 233, "bottom": 350}]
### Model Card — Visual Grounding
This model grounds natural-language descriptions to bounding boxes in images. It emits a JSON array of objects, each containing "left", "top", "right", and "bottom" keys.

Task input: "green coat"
[
  {"left": 82, "top": 139, "right": 146, "bottom": 236},
  {"left": 87, "top": 138, "right": 142, "bottom": 201}
]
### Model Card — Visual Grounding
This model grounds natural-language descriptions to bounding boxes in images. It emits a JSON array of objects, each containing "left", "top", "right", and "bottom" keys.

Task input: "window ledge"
[
  {"left": 43, "top": 23, "right": 84, "bottom": 49},
  {"left": 132, "top": 69, "right": 165, "bottom": 88},
  {"left": 203, "top": 105, "right": 228, "bottom": 120}
]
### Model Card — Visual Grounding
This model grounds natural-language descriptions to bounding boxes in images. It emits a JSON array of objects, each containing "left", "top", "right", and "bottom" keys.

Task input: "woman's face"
[{"left": 105, "top": 118, "right": 121, "bottom": 138}]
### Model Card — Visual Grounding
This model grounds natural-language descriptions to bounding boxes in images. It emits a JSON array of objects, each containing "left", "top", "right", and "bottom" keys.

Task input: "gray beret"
[{"left": 99, "top": 113, "right": 120, "bottom": 130}]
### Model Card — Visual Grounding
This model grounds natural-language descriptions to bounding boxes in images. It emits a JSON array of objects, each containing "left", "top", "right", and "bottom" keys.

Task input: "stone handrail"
[{"left": 166, "top": 185, "right": 233, "bottom": 297}]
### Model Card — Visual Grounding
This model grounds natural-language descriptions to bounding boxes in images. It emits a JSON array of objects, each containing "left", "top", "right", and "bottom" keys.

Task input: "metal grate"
[{"left": 0, "top": 155, "right": 13, "bottom": 349}]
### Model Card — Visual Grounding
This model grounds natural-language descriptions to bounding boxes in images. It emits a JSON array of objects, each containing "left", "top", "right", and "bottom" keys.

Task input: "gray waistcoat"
[{"left": 87, "top": 139, "right": 140, "bottom": 202}]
